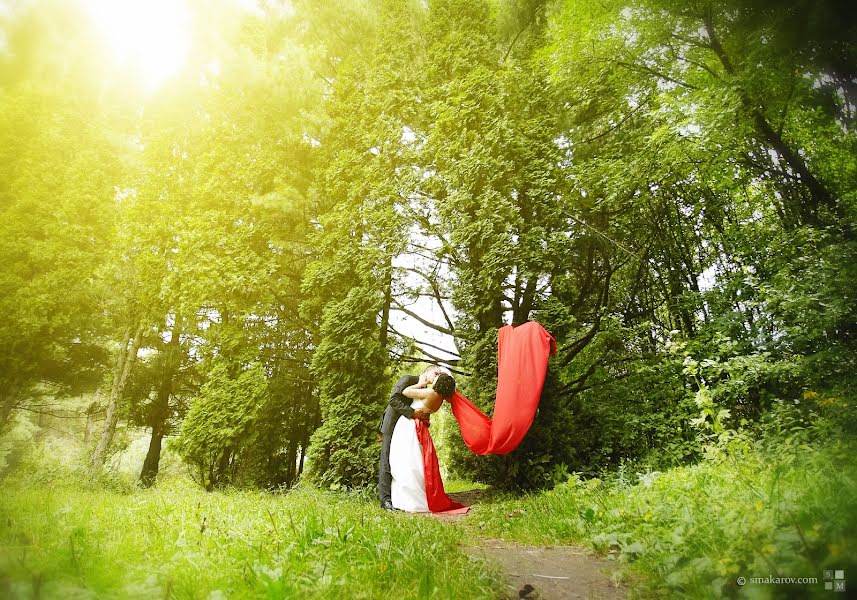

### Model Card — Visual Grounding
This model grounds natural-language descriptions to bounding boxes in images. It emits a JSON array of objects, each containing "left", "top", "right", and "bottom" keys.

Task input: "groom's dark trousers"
[{"left": 378, "top": 375, "right": 419, "bottom": 506}]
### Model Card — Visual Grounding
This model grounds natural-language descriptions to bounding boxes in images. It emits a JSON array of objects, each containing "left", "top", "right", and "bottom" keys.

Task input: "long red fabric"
[
  {"left": 448, "top": 321, "right": 556, "bottom": 455},
  {"left": 415, "top": 420, "right": 468, "bottom": 514},
  {"left": 414, "top": 321, "right": 555, "bottom": 513}
]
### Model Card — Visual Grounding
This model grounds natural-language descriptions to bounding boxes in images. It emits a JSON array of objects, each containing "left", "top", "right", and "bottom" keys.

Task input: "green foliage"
[
  {"left": 301, "top": 285, "right": 389, "bottom": 489},
  {"left": 2, "top": 0, "right": 855, "bottom": 505},
  {"left": 0, "top": 0, "right": 321, "bottom": 487},
  {"left": 0, "top": 413, "right": 38, "bottom": 475},
  {"left": 471, "top": 402, "right": 857, "bottom": 598},
  {"left": 174, "top": 363, "right": 269, "bottom": 490},
  {"left": 238, "top": 367, "right": 320, "bottom": 490},
  {"left": 1, "top": 2, "right": 855, "bottom": 598},
  {"left": 299, "top": 0, "right": 422, "bottom": 489},
  {"left": 442, "top": 0, "right": 857, "bottom": 488},
  {"left": 0, "top": 60, "right": 119, "bottom": 427}
]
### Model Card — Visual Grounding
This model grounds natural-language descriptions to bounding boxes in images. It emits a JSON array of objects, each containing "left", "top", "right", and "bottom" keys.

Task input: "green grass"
[
  {"left": 0, "top": 477, "right": 503, "bottom": 599},
  {"left": 466, "top": 436, "right": 857, "bottom": 599},
  {"left": 3, "top": 408, "right": 855, "bottom": 599},
  {"left": 441, "top": 479, "right": 490, "bottom": 494}
]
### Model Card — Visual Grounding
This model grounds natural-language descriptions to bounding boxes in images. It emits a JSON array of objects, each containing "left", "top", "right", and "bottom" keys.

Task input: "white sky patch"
[
  {"left": 627, "top": 92, "right": 641, "bottom": 109},
  {"left": 302, "top": 132, "right": 321, "bottom": 147},
  {"left": 206, "top": 58, "right": 221, "bottom": 77},
  {"left": 554, "top": 134, "right": 572, "bottom": 149},
  {"left": 678, "top": 123, "right": 701, "bottom": 136},
  {"left": 656, "top": 78, "right": 678, "bottom": 92},
  {"left": 697, "top": 263, "right": 717, "bottom": 292},
  {"left": 389, "top": 294, "right": 460, "bottom": 363},
  {"left": 389, "top": 226, "right": 461, "bottom": 364},
  {"left": 82, "top": 0, "right": 192, "bottom": 92},
  {"left": 232, "top": 0, "right": 265, "bottom": 16}
]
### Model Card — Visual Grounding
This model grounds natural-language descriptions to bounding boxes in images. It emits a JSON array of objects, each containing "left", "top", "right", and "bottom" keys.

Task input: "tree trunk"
[
  {"left": 298, "top": 443, "right": 307, "bottom": 477},
  {"left": 139, "top": 423, "right": 164, "bottom": 488},
  {"left": 379, "top": 256, "right": 393, "bottom": 348},
  {"left": 215, "top": 446, "right": 233, "bottom": 488},
  {"left": 702, "top": 14, "right": 840, "bottom": 226},
  {"left": 512, "top": 276, "right": 536, "bottom": 325},
  {"left": 284, "top": 441, "right": 297, "bottom": 487},
  {"left": 0, "top": 383, "right": 20, "bottom": 431},
  {"left": 297, "top": 410, "right": 318, "bottom": 480},
  {"left": 89, "top": 323, "right": 144, "bottom": 472},
  {"left": 139, "top": 317, "right": 182, "bottom": 488},
  {"left": 84, "top": 401, "right": 99, "bottom": 443}
]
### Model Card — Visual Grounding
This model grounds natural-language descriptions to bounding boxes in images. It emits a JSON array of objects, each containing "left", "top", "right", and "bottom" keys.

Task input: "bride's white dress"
[{"left": 390, "top": 399, "right": 433, "bottom": 512}]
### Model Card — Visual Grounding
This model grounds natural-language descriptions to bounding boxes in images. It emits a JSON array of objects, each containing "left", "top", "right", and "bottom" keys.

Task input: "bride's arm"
[{"left": 403, "top": 382, "right": 433, "bottom": 400}]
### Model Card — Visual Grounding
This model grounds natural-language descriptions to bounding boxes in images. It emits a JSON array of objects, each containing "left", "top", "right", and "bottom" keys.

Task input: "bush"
[{"left": 174, "top": 363, "right": 269, "bottom": 490}]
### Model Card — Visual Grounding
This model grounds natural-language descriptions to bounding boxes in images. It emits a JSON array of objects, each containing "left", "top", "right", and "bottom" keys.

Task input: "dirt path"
[
  {"left": 462, "top": 538, "right": 627, "bottom": 600},
  {"left": 440, "top": 490, "right": 628, "bottom": 600}
]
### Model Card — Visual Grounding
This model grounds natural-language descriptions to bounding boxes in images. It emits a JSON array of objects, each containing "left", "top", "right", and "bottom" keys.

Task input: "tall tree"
[
  {"left": 299, "top": 0, "right": 424, "bottom": 488},
  {"left": 0, "top": 1, "right": 121, "bottom": 432}
]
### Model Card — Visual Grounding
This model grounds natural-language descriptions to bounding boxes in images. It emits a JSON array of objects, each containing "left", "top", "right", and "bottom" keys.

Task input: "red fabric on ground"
[
  {"left": 415, "top": 419, "right": 469, "bottom": 514},
  {"left": 448, "top": 321, "right": 556, "bottom": 455}
]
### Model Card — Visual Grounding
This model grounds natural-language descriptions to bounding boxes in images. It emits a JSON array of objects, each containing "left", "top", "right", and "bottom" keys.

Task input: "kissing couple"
[
  {"left": 376, "top": 321, "right": 558, "bottom": 513},
  {"left": 377, "top": 365, "right": 468, "bottom": 514}
]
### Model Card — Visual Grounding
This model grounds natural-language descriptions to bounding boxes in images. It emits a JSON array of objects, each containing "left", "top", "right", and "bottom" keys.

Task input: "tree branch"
[
  {"left": 390, "top": 301, "right": 455, "bottom": 336},
  {"left": 399, "top": 267, "right": 457, "bottom": 333},
  {"left": 670, "top": 32, "right": 712, "bottom": 50},
  {"left": 401, "top": 202, "right": 464, "bottom": 266},
  {"left": 580, "top": 96, "right": 650, "bottom": 144},
  {"left": 393, "top": 355, "right": 471, "bottom": 377},
  {"left": 502, "top": 1, "right": 547, "bottom": 63},
  {"left": 387, "top": 325, "right": 461, "bottom": 358},
  {"left": 616, "top": 60, "right": 699, "bottom": 90}
]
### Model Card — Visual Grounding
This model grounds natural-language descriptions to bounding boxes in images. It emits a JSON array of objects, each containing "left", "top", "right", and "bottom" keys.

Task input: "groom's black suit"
[{"left": 378, "top": 375, "right": 419, "bottom": 506}]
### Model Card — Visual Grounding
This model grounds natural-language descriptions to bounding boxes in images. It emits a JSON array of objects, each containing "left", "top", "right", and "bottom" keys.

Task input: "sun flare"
[{"left": 81, "top": 0, "right": 192, "bottom": 91}]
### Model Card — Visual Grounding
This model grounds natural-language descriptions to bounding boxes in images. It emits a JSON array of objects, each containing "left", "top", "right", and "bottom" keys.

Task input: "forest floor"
[
  {"left": 438, "top": 489, "right": 628, "bottom": 600},
  {"left": 462, "top": 539, "right": 626, "bottom": 600}
]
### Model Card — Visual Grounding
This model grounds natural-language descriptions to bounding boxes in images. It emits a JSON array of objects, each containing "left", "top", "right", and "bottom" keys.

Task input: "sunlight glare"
[{"left": 82, "top": 0, "right": 192, "bottom": 91}]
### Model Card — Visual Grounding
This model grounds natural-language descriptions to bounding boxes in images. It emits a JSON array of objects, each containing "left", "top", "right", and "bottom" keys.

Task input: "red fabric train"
[{"left": 415, "top": 321, "right": 556, "bottom": 513}]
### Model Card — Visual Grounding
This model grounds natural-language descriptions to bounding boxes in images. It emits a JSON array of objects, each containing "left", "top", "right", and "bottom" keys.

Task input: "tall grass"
[{"left": 0, "top": 475, "right": 503, "bottom": 599}]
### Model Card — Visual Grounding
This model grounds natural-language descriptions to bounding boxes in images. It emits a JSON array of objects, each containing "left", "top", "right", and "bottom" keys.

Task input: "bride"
[{"left": 389, "top": 370, "right": 465, "bottom": 513}]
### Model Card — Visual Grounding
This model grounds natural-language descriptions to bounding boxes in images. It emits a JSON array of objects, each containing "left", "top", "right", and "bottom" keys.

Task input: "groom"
[{"left": 378, "top": 365, "right": 439, "bottom": 510}]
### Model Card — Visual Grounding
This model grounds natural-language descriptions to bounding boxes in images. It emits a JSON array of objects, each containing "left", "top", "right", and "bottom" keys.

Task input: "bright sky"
[{"left": 81, "top": 0, "right": 192, "bottom": 91}]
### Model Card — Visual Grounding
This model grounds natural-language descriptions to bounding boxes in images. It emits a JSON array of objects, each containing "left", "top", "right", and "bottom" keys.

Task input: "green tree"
[
  {"left": 0, "top": 1, "right": 122, "bottom": 432},
  {"left": 174, "top": 362, "right": 269, "bottom": 489},
  {"left": 299, "top": 0, "right": 424, "bottom": 488}
]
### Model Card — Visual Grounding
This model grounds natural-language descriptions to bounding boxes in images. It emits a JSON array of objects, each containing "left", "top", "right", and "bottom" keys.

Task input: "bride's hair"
[{"left": 433, "top": 373, "right": 455, "bottom": 399}]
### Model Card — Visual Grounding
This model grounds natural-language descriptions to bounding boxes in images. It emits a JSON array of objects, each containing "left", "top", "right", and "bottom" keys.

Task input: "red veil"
[{"left": 415, "top": 321, "right": 556, "bottom": 514}]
